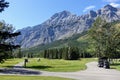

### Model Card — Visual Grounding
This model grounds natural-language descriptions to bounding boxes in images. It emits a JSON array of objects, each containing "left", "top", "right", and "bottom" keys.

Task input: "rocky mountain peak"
[
  {"left": 89, "top": 10, "right": 97, "bottom": 18},
  {"left": 103, "top": 4, "right": 118, "bottom": 12},
  {"left": 97, "top": 5, "right": 120, "bottom": 22},
  {"left": 51, "top": 10, "right": 72, "bottom": 19},
  {"left": 16, "top": 4, "right": 120, "bottom": 48},
  {"left": 60, "top": 10, "right": 72, "bottom": 16}
]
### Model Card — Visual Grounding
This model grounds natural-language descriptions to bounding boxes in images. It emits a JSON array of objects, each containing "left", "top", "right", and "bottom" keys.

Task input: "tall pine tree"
[{"left": 0, "top": 0, "right": 21, "bottom": 62}]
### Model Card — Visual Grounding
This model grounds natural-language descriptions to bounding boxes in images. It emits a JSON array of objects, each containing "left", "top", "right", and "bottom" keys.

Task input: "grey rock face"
[{"left": 16, "top": 5, "right": 120, "bottom": 48}]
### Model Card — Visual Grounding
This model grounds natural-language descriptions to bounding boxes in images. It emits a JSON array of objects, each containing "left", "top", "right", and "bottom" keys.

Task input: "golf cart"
[{"left": 98, "top": 57, "right": 110, "bottom": 69}]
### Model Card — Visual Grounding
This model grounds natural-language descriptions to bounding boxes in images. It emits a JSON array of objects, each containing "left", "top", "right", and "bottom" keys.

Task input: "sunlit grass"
[
  {"left": 0, "top": 58, "right": 23, "bottom": 68},
  {"left": 110, "top": 60, "right": 120, "bottom": 71},
  {"left": 0, "top": 75, "right": 73, "bottom": 80},
  {"left": 26, "top": 58, "right": 97, "bottom": 72}
]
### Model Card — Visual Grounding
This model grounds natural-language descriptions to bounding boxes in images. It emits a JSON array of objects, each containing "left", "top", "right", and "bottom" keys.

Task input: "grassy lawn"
[
  {"left": 0, "top": 75, "right": 73, "bottom": 80},
  {"left": 0, "top": 58, "right": 23, "bottom": 68},
  {"left": 110, "top": 60, "right": 120, "bottom": 71},
  {"left": 26, "top": 58, "right": 97, "bottom": 72}
]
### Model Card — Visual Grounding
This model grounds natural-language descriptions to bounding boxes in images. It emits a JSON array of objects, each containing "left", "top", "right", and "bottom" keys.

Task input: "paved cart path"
[
  {"left": 13, "top": 61, "right": 24, "bottom": 68},
  {"left": 0, "top": 61, "right": 120, "bottom": 80}
]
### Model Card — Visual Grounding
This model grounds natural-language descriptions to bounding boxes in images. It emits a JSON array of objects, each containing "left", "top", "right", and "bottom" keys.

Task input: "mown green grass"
[
  {"left": 26, "top": 58, "right": 97, "bottom": 72},
  {"left": 0, "top": 58, "right": 23, "bottom": 68},
  {"left": 110, "top": 60, "right": 120, "bottom": 71},
  {"left": 0, "top": 75, "right": 73, "bottom": 80}
]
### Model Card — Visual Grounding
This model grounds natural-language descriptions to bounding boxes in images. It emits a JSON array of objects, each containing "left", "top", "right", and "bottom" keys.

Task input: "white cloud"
[
  {"left": 83, "top": 6, "right": 95, "bottom": 12},
  {"left": 110, "top": 3, "right": 120, "bottom": 7},
  {"left": 103, "top": 0, "right": 120, "bottom": 2}
]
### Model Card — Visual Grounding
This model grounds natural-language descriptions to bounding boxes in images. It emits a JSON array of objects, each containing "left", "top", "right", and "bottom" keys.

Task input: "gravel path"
[
  {"left": 0, "top": 61, "right": 120, "bottom": 80},
  {"left": 13, "top": 62, "right": 24, "bottom": 68}
]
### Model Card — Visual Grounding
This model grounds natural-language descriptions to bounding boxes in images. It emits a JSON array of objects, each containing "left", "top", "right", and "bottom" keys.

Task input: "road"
[{"left": 0, "top": 61, "right": 120, "bottom": 80}]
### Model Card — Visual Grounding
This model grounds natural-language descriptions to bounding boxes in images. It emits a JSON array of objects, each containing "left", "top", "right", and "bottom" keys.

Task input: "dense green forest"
[{"left": 14, "top": 31, "right": 93, "bottom": 59}]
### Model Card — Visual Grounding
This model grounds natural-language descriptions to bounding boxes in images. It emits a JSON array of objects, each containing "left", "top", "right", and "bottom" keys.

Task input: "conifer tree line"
[
  {"left": 43, "top": 47, "right": 92, "bottom": 60},
  {"left": 15, "top": 51, "right": 34, "bottom": 58}
]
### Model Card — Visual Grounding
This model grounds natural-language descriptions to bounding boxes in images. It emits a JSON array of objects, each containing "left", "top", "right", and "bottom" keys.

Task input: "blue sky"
[{"left": 0, "top": 0, "right": 120, "bottom": 30}]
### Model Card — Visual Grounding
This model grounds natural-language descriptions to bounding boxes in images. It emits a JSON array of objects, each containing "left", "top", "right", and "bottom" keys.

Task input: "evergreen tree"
[
  {"left": 0, "top": 21, "right": 21, "bottom": 62},
  {"left": 58, "top": 48, "right": 62, "bottom": 59},
  {"left": 0, "top": 0, "right": 9, "bottom": 12},
  {"left": 0, "top": 0, "right": 21, "bottom": 62},
  {"left": 89, "top": 17, "right": 120, "bottom": 59},
  {"left": 68, "top": 47, "right": 79, "bottom": 60}
]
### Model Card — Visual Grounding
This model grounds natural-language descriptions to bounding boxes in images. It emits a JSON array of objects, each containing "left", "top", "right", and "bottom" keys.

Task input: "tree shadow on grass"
[
  {"left": 0, "top": 68, "right": 41, "bottom": 75},
  {"left": 3, "top": 66, "right": 23, "bottom": 68},
  {"left": 3, "top": 66, "right": 14, "bottom": 68},
  {"left": 111, "top": 63, "right": 120, "bottom": 66},
  {"left": 26, "top": 65, "right": 53, "bottom": 69},
  {"left": 0, "top": 65, "right": 52, "bottom": 75},
  {"left": 4, "top": 65, "right": 53, "bottom": 70},
  {"left": 110, "top": 67, "right": 116, "bottom": 69},
  {"left": 110, "top": 63, "right": 120, "bottom": 69}
]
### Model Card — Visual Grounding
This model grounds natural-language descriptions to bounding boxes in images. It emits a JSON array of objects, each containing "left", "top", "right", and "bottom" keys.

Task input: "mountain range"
[{"left": 15, "top": 4, "right": 120, "bottom": 48}]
